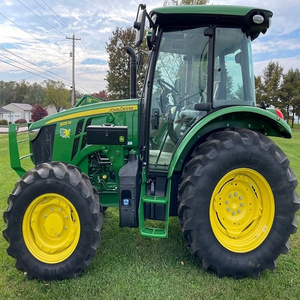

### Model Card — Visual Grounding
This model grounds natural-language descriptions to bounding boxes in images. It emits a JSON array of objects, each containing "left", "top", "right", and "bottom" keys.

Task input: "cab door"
[{"left": 148, "top": 27, "right": 210, "bottom": 172}]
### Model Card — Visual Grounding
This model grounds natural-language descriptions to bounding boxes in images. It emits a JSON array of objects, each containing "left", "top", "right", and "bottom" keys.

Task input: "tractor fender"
[{"left": 168, "top": 106, "right": 292, "bottom": 176}]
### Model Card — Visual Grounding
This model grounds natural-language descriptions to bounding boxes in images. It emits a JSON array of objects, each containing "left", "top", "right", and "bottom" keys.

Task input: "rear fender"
[{"left": 168, "top": 106, "right": 291, "bottom": 177}]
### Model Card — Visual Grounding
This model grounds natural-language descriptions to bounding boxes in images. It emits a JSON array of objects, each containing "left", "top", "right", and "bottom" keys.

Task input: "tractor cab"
[{"left": 134, "top": 5, "right": 272, "bottom": 172}]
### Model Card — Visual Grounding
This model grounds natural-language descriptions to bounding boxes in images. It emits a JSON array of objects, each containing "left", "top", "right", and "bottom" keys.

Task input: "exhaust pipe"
[{"left": 125, "top": 46, "right": 137, "bottom": 99}]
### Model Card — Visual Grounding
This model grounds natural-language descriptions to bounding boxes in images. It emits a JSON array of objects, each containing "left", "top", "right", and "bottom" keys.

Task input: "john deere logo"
[
  {"left": 60, "top": 128, "right": 71, "bottom": 138},
  {"left": 119, "top": 136, "right": 125, "bottom": 143}
]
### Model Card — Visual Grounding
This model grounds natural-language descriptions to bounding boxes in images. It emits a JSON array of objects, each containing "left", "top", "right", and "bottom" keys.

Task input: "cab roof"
[{"left": 149, "top": 5, "right": 273, "bottom": 40}]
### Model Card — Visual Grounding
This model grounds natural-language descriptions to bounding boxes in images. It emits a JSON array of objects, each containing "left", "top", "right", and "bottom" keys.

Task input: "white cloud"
[
  {"left": 254, "top": 55, "right": 300, "bottom": 76},
  {"left": 252, "top": 38, "right": 300, "bottom": 55},
  {"left": 0, "top": 0, "right": 299, "bottom": 94}
]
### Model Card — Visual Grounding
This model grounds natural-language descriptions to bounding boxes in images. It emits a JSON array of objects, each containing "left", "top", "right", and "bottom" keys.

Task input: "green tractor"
[{"left": 3, "top": 4, "right": 299, "bottom": 280}]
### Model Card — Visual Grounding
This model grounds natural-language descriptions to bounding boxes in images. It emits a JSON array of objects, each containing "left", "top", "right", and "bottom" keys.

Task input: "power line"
[
  {"left": 0, "top": 56, "right": 91, "bottom": 94},
  {"left": 0, "top": 53, "right": 60, "bottom": 82},
  {"left": 78, "top": 41, "right": 105, "bottom": 81},
  {"left": 17, "top": 0, "right": 67, "bottom": 37},
  {"left": 0, "top": 11, "right": 68, "bottom": 60},
  {"left": 38, "top": 0, "right": 72, "bottom": 32},
  {"left": 0, "top": 3, "right": 105, "bottom": 94},
  {"left": 0, "top": 58, "right": 52, "bottom": 81},
  {"left": 34, "top": 0, "right": 105, "bottom": 86},
  {"left": 0, "top": 45, "right": 71, "bottom": 84}
]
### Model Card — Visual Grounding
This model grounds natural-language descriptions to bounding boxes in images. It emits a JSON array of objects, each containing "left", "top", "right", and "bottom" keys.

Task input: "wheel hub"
[
  {"left": 23, "top": 193, "right": 80, "bottom": 263},
  {"left": 210, "top": 168, "right": 274, "bottom": 253},
  {"left": 213, "top": 174, "right": 262, "bottom": 238}
]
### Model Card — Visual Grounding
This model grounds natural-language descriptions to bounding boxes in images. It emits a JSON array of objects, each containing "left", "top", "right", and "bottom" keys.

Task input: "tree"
[
  {"left": 24, "top": 83, "right": 46, "bottom": 105},
  {"left": 255, "top": 75, "right": 264, "bottom": 105},
  {"left": 31, "top": 104, "right": 48, "bottom": 122},
  {"left": 106, "top": 27, "right": 136, "bottom": 100},
  {"left": 261, "top": 61, "right": 283, "bottom": 107},
  {"left": 106, "top": 27, "right": 147, "bottom": 100},
  {"left": 92, "top": 90, "right": 108, "bottom": 100},
  {"left": 280, "top": 68, "right": 300, "bottom": 127},
  {"left": 14, "top": 80, "right": 30, "bottom": 103},
  {"left": 43, "top": 80, "right": 71, "bottom": 112},
  {"left": 0, "top": 81, "right": 17, "bottom": 106}
]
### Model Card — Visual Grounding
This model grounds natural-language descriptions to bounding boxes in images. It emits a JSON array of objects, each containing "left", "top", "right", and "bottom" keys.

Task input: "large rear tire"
[
  {"left": 3, "top": 162, "right": 102, "bottom": 280},
  {"left": 178, "top": 129, "right": 299, "bottom": 278}
]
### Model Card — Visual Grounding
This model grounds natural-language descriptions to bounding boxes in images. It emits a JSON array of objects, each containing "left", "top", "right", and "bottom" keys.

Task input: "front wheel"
[
  {"left": 178, "top": 129, "right": 299, "bottom": 278},
  {"left": 3, "top": 162, "right": 102, "bottom": 280}
]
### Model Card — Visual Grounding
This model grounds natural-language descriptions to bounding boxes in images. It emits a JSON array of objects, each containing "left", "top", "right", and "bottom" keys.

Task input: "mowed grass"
[{"left": 0, "top": 127, "right": 300, "bottom": 300}]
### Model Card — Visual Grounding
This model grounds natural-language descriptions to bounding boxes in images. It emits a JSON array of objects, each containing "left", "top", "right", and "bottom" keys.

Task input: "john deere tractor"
[{"left": 3, "top": 4, "right": 299, "bottom": 280}]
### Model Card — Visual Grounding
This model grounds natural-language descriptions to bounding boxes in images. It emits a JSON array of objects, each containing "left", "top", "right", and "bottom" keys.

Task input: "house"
[
  {"left": 46, "top": 105, "right": 59, "bottom": 116},
  {"left": 2, "top": 103, "right": 32, "bottom": 123},
  {"left": 0, "top": 107, "right": 14, "bottom": 123}
]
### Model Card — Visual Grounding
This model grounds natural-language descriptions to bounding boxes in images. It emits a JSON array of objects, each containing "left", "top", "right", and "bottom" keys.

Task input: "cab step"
[{"left": 139, "top": 194, "right": 170, "bottom": 239}]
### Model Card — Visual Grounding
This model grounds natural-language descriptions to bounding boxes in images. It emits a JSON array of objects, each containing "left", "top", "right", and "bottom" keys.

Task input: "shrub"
[
  {"left": 31, "top": 104, "right": 48, "bottom": 122},
  {"left": 15, "top": 119, "right": 27, "bottom": 124},
  {"left": 0, "top": 119, "right": 8, "bottom": 125}
]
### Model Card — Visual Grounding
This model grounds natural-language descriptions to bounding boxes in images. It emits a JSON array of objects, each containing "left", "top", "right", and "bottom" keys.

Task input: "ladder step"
[
  {"left": 142, "top": 195, "right": 168, "bottom": 204},
  {"left": 138, "top": 173, "right": 171, "bottom": 239},
  {"left": 140, "top": 227, "right": 168, "bottom": 238}
]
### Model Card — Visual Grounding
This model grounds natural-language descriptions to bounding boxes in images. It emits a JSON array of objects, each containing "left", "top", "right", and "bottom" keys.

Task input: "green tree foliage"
[
  {"left": 0, "top": 81, "right": 45, "bottom": 106},
  {"left": 0, "top": 80, "right": 95, "bottom": 108},
  {"left": 106, "top": 27, "right": 135, "bottom": 100},
  {"left": 105, "top": 27, "right": 148, "bottom": 100},
  {"left": 261, "top": 61, "right": 283, "bottom": 107},
  {"left": 255, "top": 75, "right": 264, "bottom": 104},
  {"left": 0, "top": 81, "right": 16, "bottom": 106},
  {"left": 255, "top": 62, "right": 300, "bottom": 127},
  {"left": 24, "top": 83, "right": 46, "bottom": 105},
  {"left": 43, "top": 80, "right": 71, "bottom": 112},
  {"left": 14, "top": 80, "right": 30, "bottom": 103},
  {"left": 280, "top": 68, "right": 300, "bottom": 127}
]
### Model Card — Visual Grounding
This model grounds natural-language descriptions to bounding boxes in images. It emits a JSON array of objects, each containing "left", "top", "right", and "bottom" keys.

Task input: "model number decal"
[{"left": 60, "top": 120, "right": 72, "bottom": 127}]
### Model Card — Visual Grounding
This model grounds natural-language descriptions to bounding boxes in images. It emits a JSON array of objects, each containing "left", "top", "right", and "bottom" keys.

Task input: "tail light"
[{"left": 275, "top": 108, "right": 284, "bottom": 120}]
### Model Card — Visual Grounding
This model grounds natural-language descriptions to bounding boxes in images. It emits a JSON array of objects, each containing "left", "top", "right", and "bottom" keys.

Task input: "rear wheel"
[
  {"left": 178, "top": 129, "right": 299, "bottom": 278},
  {"left": 3, "top": 162, "right": 102, "bottom": 280}
]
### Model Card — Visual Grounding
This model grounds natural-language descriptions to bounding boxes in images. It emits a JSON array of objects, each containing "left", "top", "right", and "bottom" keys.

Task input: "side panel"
[{"left": 27, "top": 100, "right": 140, "bottom": 208}]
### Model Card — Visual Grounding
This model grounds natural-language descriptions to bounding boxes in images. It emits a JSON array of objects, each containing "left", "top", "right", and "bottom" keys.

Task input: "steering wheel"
[{"left": 158, "top": 79, "right": 180, "bottom": 96}]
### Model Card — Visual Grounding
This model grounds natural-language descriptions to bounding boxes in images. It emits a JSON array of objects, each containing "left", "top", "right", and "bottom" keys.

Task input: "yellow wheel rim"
[
  {"left": 210, "top": 168, "right": 274, "bottom": 253},
  {"left": 23, "top": 193, "right": 80, "bottom": 264}
]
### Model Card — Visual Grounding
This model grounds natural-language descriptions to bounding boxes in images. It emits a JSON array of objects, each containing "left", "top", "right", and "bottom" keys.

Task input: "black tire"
[
  {"left": 3, "top": 162, "right": 102, "bottom": 280},
  {"left": 178, "top": 129, "right": 299, "bottom": 278}
]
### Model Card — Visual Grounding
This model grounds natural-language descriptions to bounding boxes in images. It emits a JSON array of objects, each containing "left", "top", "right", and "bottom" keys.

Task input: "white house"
[
  {"left": 0, "top": 107, "right": 14, "bottom": 123},
  {"left": 3, "top": 103, "right": 32, "bottom": 123},
  {"left": 46, "top": 105, "right": 60, "bottom": 116}
]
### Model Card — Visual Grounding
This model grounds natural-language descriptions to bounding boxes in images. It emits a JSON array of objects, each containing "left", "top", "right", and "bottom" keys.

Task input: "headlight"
[
  {"left": 29, "top": 128, "right": 41, "bottom": 141},
  {"left": 252, "top": 14, "right": 264, "bottom": 25}
]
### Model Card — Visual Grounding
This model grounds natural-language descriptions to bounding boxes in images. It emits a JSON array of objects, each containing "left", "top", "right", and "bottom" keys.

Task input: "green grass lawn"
[{"left": 1, "top": 129, "right": 300, "bottom": 300}]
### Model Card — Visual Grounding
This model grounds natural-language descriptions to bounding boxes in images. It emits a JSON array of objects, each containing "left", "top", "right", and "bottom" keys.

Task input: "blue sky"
[{"left": 0, "top": 0, "right": 299, "bottom": 94}]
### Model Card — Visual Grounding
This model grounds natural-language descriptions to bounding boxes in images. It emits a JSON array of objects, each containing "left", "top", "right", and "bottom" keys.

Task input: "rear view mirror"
[{"left": 134, "top": 5, "right": 147, "bottom": 47}]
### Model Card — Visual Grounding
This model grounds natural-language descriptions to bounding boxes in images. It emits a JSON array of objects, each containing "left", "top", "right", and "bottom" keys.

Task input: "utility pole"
[{"left": 66, "top": 33, "right": 81, "bottom": 106}]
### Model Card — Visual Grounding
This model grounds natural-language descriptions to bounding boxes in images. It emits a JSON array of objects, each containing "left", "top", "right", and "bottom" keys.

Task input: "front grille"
[{"left": 31, "top": 125, "right": 56, "bottom": 165}]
